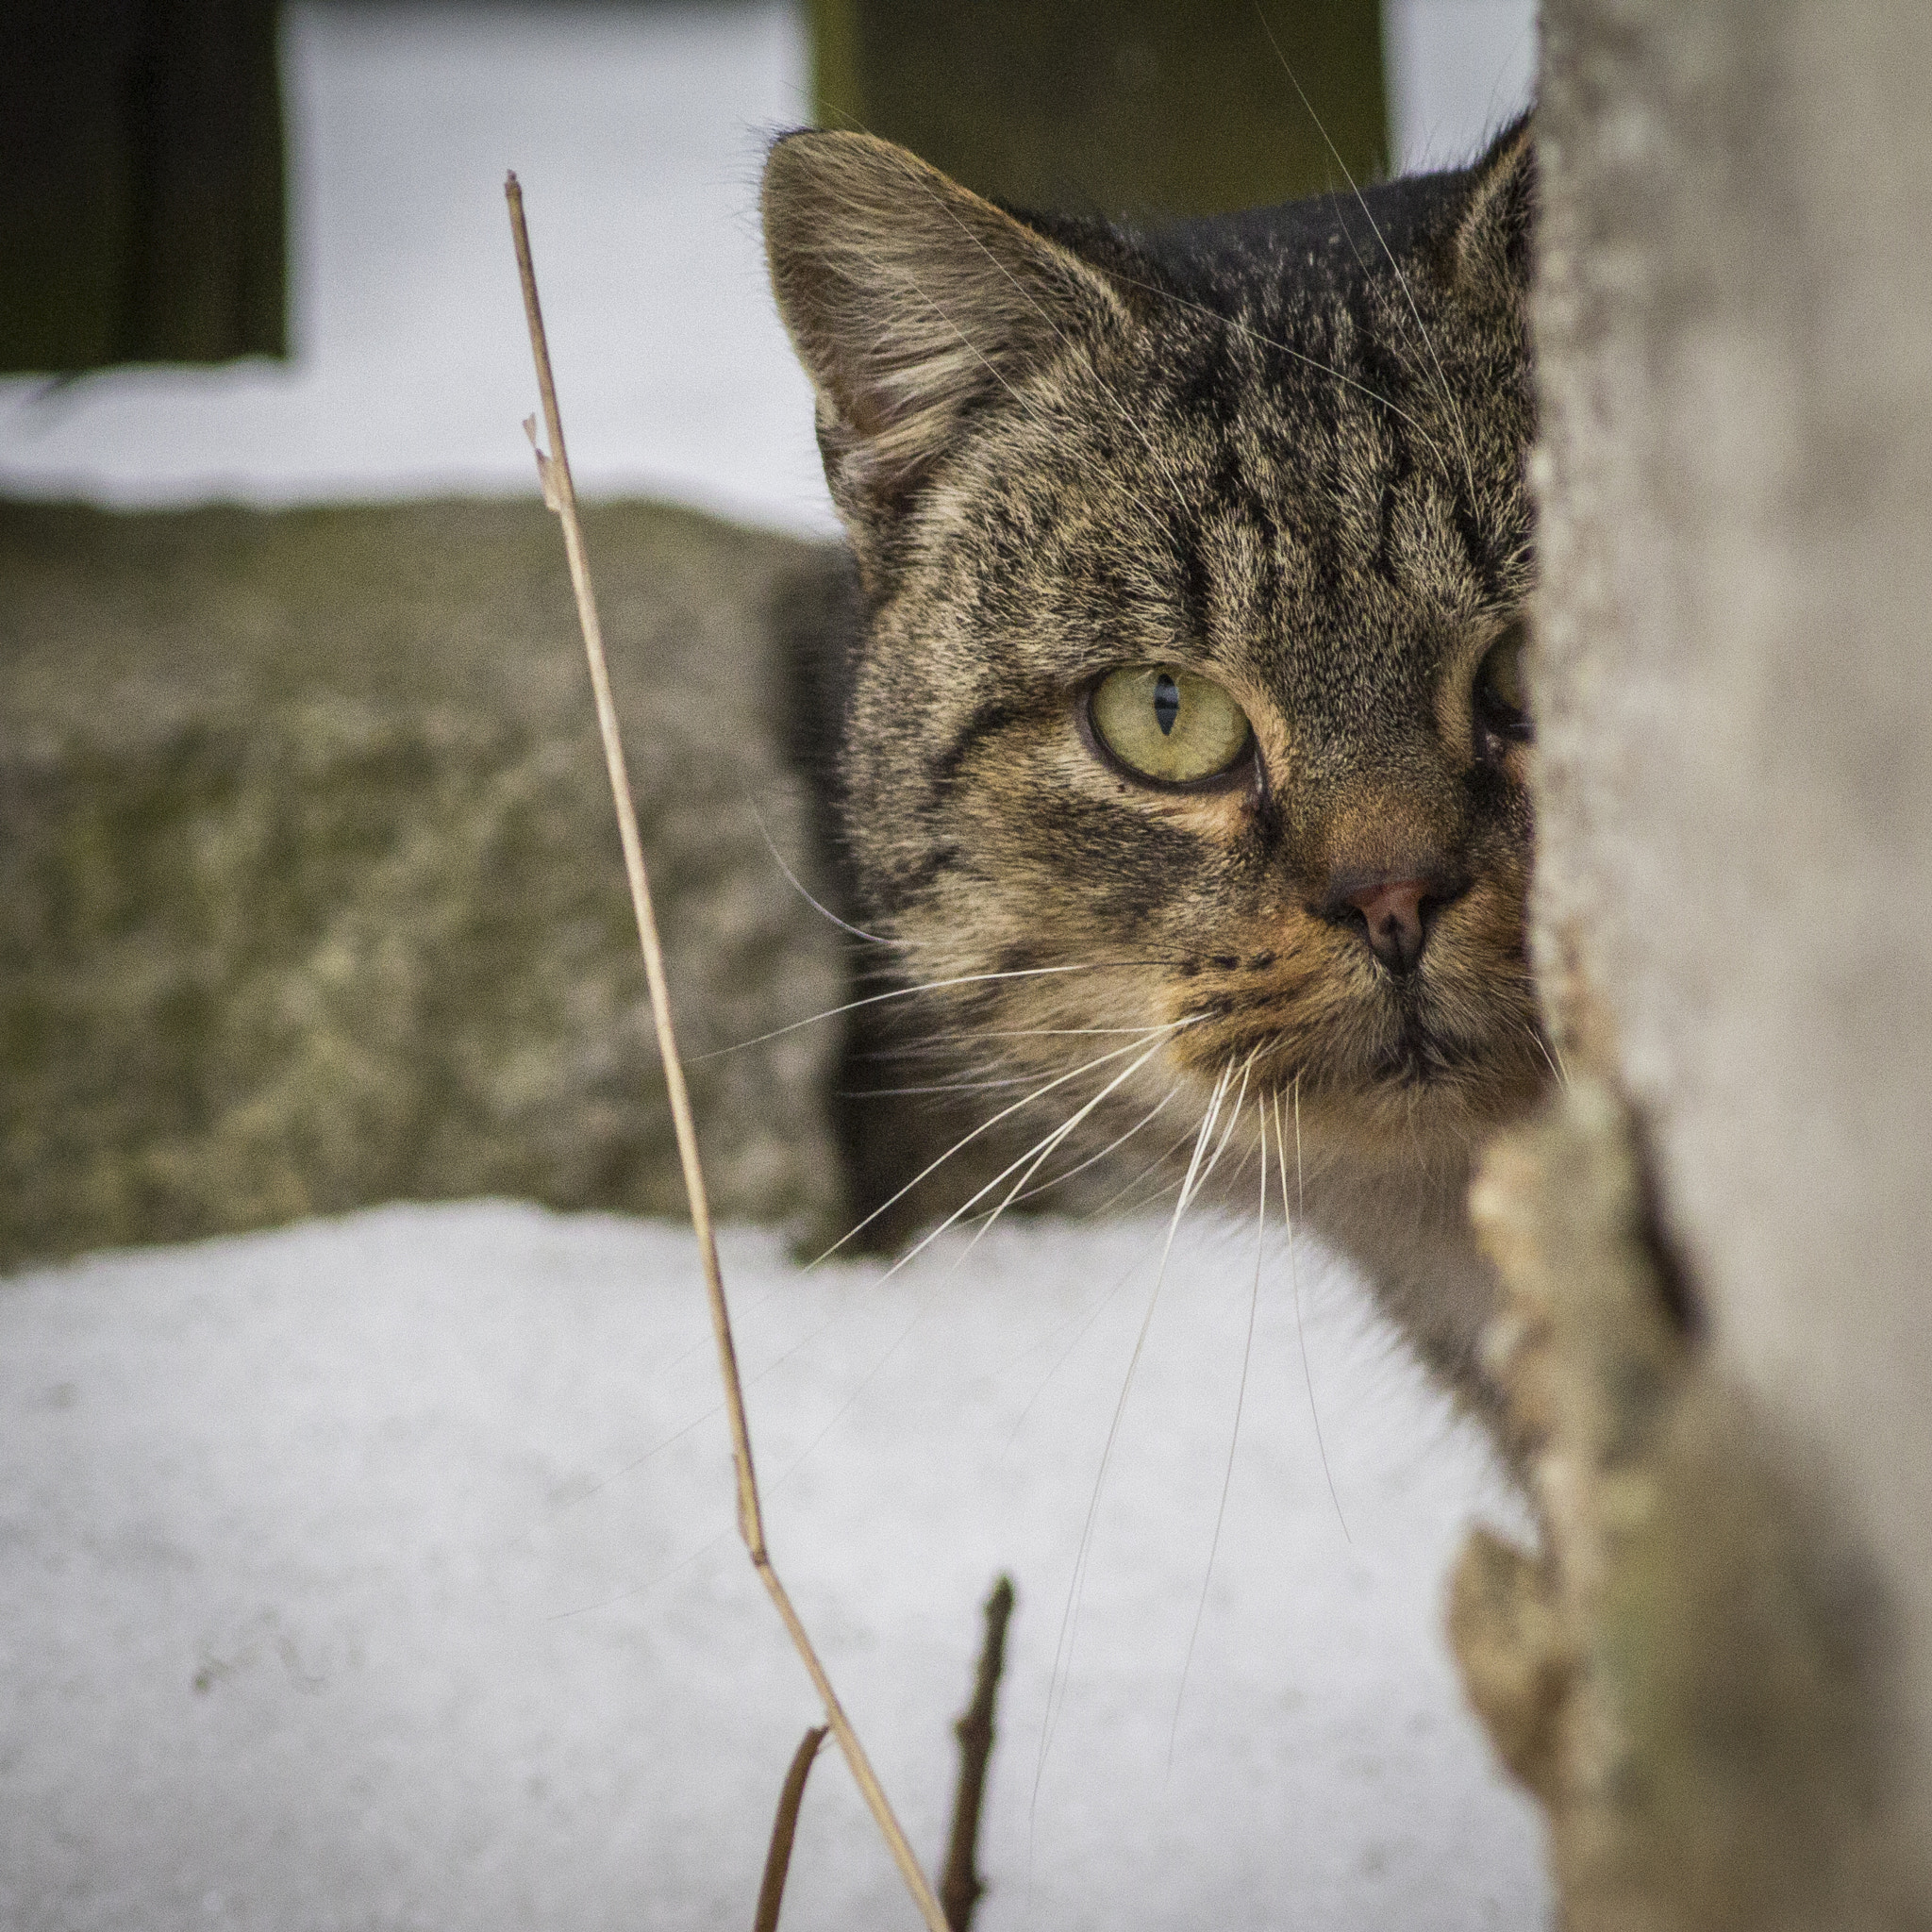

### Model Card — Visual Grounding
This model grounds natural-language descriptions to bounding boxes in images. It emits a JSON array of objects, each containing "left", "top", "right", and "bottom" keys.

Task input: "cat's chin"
[
  {"left": 1166, "top": 991, "right": 1547, "bottom": 1138},
  {"left": 1308, "top": 1058, "right": 1549, "bottom": 1162},
  {"left": 1364, "top": 1014, "right": 1506, "bottom": 1089},
  {"left": 1213, "top": 1027, "right": 1551, "bottom": 1170}
]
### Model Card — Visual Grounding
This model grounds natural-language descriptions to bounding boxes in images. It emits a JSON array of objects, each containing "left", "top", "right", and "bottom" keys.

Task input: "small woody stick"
[
  {"left": 753, "top": 1726, "right": 828, "bottom": 1932},
  {"left": 505, "top": 172, "right": 950, "bottom": 1932},
  {"left": 941, "top": 1575, "right": 1015, "bottom": 1931}
]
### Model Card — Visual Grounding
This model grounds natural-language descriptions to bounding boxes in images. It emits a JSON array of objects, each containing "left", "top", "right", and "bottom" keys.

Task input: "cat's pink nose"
[{"left": 1344, "top": 875, "right": 1432, "bottom": 975}]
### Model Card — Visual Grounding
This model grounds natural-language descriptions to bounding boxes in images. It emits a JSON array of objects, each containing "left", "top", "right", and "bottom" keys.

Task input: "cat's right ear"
[
  {"left": 761, "top": 131, "right": 1129, "bottom": 539},
  {"left": 1450, "top": 112, "right": 1536, "bottom": 316}
]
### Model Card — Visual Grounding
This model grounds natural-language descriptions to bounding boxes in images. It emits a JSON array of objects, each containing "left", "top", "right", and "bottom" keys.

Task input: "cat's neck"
[{"left": 1291, "top": 1143, "right": 1505, "bottom": 1432}]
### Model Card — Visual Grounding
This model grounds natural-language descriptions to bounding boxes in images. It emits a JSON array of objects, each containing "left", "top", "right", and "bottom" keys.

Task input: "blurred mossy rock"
[{"left": 0, "top": 498, "right": 856, "bottom": 1273}]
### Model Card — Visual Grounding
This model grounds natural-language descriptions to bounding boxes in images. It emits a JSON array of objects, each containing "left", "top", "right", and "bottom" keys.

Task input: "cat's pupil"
[{"left": 1153, "top": 673, "right": 1180, "bottom": 737}]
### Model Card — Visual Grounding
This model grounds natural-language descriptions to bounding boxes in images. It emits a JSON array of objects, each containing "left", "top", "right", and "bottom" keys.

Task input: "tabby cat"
[{"left": 762, "top": 118, "right": 1544, "bottom": 1433}]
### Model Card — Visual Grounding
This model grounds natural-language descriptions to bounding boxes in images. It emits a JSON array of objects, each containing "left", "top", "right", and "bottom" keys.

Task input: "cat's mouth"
[
  {"left": 1159, "top": 1016, "right": 1523, "bottom": 1126},
  {"left": 1170, "top": 940, "right": 1526, "bottom": 1086},
  {"left": 1364, "top": 1015, "right": 1495, "bottom": 1089}
]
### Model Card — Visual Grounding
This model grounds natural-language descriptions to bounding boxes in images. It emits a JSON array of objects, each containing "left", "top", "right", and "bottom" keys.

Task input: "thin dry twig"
[
  {"left": 505, "top": 172, "right": 950, "bottom": 1932},
  {"left": 941, "top": 1575, "right": 1015, "bottom": 1932},
  {"left": 754, "top": 1725, "right": 828, "bottom": 1932}
]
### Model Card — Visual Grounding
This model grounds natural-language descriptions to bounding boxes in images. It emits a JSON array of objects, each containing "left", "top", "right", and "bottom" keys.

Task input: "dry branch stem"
[
  {"left": 941, "top": 1575, "right": 1015, "bottom": 1932},
  {"left": 754, "top": 1726, "right": 828, "bottom": 1932},
  {"left": 505, "top": 173, "right": 950, "bottom": 1932}
]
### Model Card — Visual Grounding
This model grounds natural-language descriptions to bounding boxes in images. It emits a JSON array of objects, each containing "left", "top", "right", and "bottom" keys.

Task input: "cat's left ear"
[
  {"left": 1451, "top": 111, "right": 1537, "bottom": 311},
  {"left": 762, "top": 130, "right": 1132, "bottom": 545}
]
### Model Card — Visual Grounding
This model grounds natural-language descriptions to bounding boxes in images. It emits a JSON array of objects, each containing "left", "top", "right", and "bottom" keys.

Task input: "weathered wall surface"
[
  {"left": 1530, "top": 0, "right": 1932, "bottom": 1881},
  {"left": 0, "top": 500, "right": 851, "bottom": 1271}
]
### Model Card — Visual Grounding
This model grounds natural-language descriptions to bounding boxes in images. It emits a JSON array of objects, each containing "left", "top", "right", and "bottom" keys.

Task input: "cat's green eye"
[
  {"left": 1474, "top": 623, "right": 1532, "bottom": 742},
  {"left": 1089, "top": 664, "right": 1254, "bottom": 786}
]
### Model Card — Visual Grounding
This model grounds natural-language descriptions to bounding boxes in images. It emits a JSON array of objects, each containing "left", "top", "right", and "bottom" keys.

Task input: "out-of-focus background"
[
  {"left": 0, "top": 1, "right": 1535, "bottom": 525},
  {"left": 1, "top": 8, "right": 1544, "bottom": 1929}
]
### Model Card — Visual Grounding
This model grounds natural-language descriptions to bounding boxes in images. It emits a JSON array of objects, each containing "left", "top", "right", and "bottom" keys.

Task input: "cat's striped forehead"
[{"left": 903, "top": 258, "right": 1534, "bottom": 759}]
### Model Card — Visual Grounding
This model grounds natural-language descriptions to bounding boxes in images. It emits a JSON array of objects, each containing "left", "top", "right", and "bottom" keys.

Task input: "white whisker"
[
  {"left": 1036, "top": 1056, "right": 1236, "bottom": 1800},
  {"left": 1252, "top": 2, "right": 1482, "bottom": 505},
  {"left": 1276, "top": 1080, "right": 1348, "bottom": 1540},
  {"left": 840, "top": 1020, "right": 1184, "bottom": 1099},
  {"left": 1194, "top": 1046, "right": 1260, "bottom": 1193},
  {"left": 1170, "top": 1089, "right": 1271, "bottom": 1772},
  {"left": 992, "top": 1235, "right": 1162, "bottom": 1458},
  {"left": 812, "top": 1020, "right": 1194, "bottom": 1265},
  {"left": 741, "top": 790, "right": 896, "bottom": 946},
  {"left": 992, "top": 1087, "right": 1178, "bottom": 1211},
  {"left": 838, "top": 1074, "right": 1069, "bottom": 1098},
  {"left": 968, "top": 1024, "right": 1181, "bottom": 1040},
  {"left": 875, "top": 1032, "right": 1182, "bottom": 1284},
  {"left": 1519, "top": 1017, "right": 1566, "bottom": 1087},
  {"left": 1077, "top": 1116, "right": 1207, "bottom": 1221},
  {"left": 700, "top": 958, "right": 1167, "bottom": 1066}
]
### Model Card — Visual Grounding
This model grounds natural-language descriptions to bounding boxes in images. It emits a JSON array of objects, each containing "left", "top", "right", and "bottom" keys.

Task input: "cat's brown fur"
[{"left": 763, "top": 121, "right": 1546, "bottom": 1422}]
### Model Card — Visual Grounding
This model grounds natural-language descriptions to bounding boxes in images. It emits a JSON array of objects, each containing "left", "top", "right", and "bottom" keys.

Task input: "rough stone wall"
[
  {"left": 1515, "top": 0, "right": 1932, "bottom": 1902},
  {"left": 1455, "top": 1078, "right": 1917, "bottom": 1929},
  {"left": 0, "top": 500, "right": 851, "bottom": 1271}
]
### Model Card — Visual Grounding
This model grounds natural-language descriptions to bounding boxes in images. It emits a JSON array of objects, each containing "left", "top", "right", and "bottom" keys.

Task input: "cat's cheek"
[
  {"left": 1158, "top": 791, "right": 1257, "bottom": 846},
  {"left": 1494, "top": 741, "right": 1535, "bottom": 793},
  {"left": 1053, "top": 759, "right": 1260, "bottom": 854}
]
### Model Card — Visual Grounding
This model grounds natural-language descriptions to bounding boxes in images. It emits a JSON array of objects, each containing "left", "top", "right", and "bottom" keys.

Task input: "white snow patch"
[{"left": 2, "top": 1202, "right": 1546, "bottom": 1930}]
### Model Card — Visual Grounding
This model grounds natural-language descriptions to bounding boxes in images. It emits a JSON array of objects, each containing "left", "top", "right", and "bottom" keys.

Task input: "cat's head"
[{"left": 762, "top": 122, "right": 1545, "bottom": 1178}]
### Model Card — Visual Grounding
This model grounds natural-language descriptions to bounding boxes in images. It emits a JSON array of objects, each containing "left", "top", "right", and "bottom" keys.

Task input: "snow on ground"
[
  {"left": 1, "top": 1203, "right": 1546, "bottom": 1931},
  {"left": 0, "top": 1, "right": 1537, "bottom": 530}
]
